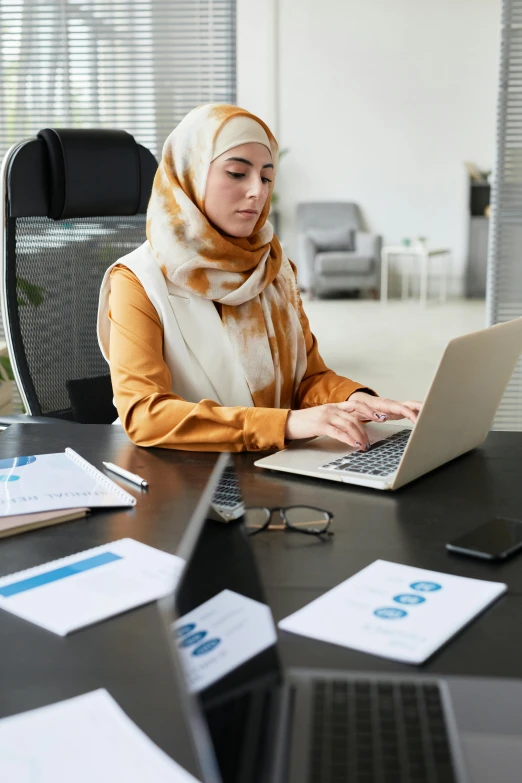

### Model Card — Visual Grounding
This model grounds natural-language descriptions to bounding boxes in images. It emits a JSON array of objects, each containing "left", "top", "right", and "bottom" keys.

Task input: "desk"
[{"left": 1, "top": 423, "right": 522, "bottom": 769}]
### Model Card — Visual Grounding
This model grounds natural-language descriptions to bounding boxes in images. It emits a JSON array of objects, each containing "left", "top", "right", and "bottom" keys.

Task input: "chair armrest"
[
  {"left": 297, "top": 233, "right": 318, "bottom": 291},
  {"left": 355, "top": 232, "right": 383, "bottom": 289},
  {"left": 355, "top": 231, "right": 382, "bottom": 258}
]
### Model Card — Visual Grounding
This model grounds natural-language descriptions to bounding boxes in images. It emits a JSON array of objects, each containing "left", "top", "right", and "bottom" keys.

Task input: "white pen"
[{"left": 102, "top": 461, "right": 149, "bottom": 489}]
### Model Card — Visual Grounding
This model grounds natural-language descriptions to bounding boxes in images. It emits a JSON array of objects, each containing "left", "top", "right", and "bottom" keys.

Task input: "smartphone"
[{"left": 446, "top": 517, "right": 522, "bottom": 560}]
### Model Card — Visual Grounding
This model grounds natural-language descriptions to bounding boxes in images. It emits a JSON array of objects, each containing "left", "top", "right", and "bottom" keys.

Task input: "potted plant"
[{"left": 0, "top": 277, "right": 45, "bottom": 413}]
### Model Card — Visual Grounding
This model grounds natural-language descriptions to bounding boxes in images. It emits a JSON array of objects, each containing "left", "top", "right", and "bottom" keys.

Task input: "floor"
[{"left": 304, "top": 297, "right": 486, "bottom": 403}]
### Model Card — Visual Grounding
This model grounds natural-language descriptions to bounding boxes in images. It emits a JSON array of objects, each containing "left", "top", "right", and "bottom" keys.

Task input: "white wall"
[
  {"left": 236, "top": 0, "right": 279, "bottom": 133},
  {"left": 237, "top": 0, "right": 500, "bottom": 294}
]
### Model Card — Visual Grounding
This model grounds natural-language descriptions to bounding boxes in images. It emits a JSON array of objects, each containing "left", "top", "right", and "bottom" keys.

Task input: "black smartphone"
[{"left": 446, "top": 518, "right": 522, "bottom": 560}]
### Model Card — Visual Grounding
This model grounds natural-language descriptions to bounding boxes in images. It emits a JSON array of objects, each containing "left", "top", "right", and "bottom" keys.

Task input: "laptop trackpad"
[
  {"left": 462, "top": 733, "right": 522, "bottom": 783},
  {"left": 448, "top": 678, "right": 522, "bottom": 781}
]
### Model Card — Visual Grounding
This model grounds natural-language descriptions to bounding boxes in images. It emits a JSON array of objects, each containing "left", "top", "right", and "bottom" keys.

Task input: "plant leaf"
[
  {"left": 0, "top": 355, "right": 14, "bottom": 381},
  {"left": 16, "top": 277, "right": 45, "bottom": 307}
]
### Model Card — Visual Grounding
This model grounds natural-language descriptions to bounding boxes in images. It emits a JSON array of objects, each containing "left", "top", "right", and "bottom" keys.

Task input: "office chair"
[{"left": 0, "top": 128, "right": 157, "bottom": 424}]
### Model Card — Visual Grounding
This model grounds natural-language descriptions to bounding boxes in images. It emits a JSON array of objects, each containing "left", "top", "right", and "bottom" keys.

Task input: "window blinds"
[
  {"left": 0, "top": 0, "right": 237, "bottom": 161},
  {"left": 487, "top": 0, "right": 522, "bottom": 430},
  {"left": 0, "top": 0, "right": 235, "bottom": 411}
]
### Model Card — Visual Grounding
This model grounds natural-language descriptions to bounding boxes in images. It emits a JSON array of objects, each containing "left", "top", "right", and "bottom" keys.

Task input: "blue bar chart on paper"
[{"left": 0, "top": 539, "right": 184, "bottom": 636}]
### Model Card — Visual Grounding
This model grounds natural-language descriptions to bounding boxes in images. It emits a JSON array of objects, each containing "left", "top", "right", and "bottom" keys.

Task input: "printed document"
[
  {"left": 0, "top": 538, "right": 184, "bottom": 636},
  {"left": 0, "top": 451, "right": 135, "bottom": 516},
  {"left": 279, "top": 560, "right": 506, "bottom": 664},
  {"left": 174, "top": 589, "right": 277, "bottom": 692},
  {"left": 0, "top": 689, "right": 201, "bottom": 783}
]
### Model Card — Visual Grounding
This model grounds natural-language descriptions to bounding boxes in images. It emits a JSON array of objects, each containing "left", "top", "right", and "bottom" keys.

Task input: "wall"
[
  {"left": 237, "top": 0, "right": 500, "bottom": 294},
  {"left": 236, "top": 0, "right": 279, "bottom": 133}
]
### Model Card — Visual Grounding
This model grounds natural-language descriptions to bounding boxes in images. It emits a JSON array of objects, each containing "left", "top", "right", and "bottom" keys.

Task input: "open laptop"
[
  {"left": 160, "top": 453, "right": 522, "bottom": 783},
  {"left": 254, "top": 318, "right": 522, "bottom": 490}
]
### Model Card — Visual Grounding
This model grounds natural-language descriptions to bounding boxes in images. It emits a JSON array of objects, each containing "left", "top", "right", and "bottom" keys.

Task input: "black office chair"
[{"left": 0, "top": 128, "right": 157, "bottom": 424}]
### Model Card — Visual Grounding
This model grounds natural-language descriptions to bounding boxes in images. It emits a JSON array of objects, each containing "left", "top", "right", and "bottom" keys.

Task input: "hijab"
[{"left": 146, "top": 103, "right": 307, "bottom": 409}]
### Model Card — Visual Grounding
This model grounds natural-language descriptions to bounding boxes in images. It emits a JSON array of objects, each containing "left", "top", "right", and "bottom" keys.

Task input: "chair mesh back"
[{"left": 14, "top": 215, "right": 146, "bottom": 415}]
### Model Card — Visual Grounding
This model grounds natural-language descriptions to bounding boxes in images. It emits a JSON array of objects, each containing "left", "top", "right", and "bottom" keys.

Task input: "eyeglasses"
[{"left": 242, "top": 505, "right": 333, "bottom": 538}]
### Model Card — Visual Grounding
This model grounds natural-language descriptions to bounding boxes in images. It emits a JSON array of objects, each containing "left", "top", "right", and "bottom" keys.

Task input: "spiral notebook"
[{"left": 0, "top": 449, "right": 136, "bottom": 517}]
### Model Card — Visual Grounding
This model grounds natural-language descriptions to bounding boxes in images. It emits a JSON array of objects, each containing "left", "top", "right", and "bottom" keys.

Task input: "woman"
[{"left": 97, "top": 104, "right": 420, "bottom": 452}]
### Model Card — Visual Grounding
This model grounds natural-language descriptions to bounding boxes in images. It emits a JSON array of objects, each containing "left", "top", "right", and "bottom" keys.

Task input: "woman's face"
[{"left": 204, "top": 142, "right": 273, "bottom": 237}]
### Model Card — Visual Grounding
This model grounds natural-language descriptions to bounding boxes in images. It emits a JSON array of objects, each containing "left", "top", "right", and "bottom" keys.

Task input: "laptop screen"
[{"left": 168, "top": 454, "right": 284, "bottom": 783}]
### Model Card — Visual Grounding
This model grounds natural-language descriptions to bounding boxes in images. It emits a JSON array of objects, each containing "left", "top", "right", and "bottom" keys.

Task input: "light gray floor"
[{"left": 304, "top": 298, "right": 486, "bottom": 403}]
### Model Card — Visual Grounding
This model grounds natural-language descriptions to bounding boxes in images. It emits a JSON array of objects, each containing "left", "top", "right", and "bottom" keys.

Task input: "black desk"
[{"left": 1, "top": 423, "right": 522, "bottom": 768}]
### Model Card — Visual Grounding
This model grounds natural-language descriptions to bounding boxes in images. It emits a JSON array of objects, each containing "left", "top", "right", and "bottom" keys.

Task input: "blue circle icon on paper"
[
  {"left": 393, "top": 594, "right": 426, "bottom": 606},
  {"left": 192, "top": 638, "right": 221, "bottom": 656},
  {"left": 179, "top": 631, "right": 207, "bottom": 648},
  {"left": 176, "top": 623, "right": 196, "bottom": 638},
  {"left": 0, "top": 474, "right": 20, "bottom": 482},
  {"left": 0, "top": 455, "right": 36, "bottom": 469},
  {"left": 410, "top": 581, "right": 442, "bottom": 593},
  {"left": 374, "top": 607, "right": 408, "bottom": 620}
]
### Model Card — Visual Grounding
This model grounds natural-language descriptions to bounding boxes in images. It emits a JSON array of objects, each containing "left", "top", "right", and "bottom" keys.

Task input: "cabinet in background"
[
  {"left": 466, "top": 180, "right": 490, "bottom": 298},
  {"left": 466, "top": 216, "right": 489, "bottom": 298}
]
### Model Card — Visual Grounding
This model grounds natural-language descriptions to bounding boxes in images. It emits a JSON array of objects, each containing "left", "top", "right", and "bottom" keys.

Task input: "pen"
[{"left": 102, "top": 462, "right": 149, "bottom": 489}]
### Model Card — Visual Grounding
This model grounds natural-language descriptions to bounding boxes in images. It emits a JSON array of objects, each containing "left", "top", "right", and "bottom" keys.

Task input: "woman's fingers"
[
  {"left": 337, "top": 400, "right": 388, "bottom": 422},
  {"left": 330, "top": 413, "right": 370, "bottom": 449},
  {"left": 325, "top": 424, "right": 357, "bottom": 447},
  {"left": 402, "top": 401, "right": 423, "bottom": 412},
  {"left": 373, "top": 399, "right": 419, "bottom": 423},
  {"left": 338, "top": 397, "right": 421, "bottom": 424}
]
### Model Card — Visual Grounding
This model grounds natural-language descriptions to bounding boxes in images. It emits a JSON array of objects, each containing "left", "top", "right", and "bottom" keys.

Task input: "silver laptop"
[
  {"left": 161, "top": 454, "right": 522, "bottom": 783},
  {"left": 255, "top": 318, "right": 522, "bottom": 490}
]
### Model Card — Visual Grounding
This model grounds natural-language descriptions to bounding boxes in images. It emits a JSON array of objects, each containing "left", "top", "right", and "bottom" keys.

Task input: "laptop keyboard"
[
  {"left": 211, "top": 468, "right": 243, "bottom": 512},
  {"left": 309, "top": 679, "right": 456, "bottom": 783},
  {"left": 319, "top": 429, "right": 412, "bottom": 478}
]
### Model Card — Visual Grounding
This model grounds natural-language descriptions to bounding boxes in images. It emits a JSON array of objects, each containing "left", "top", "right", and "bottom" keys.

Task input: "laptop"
[
  {"left": 160, "top": 453, "right": 522, "bottom": 783},
  {"left": 254, "top": 318, "right": 522, "bottom": 490}
]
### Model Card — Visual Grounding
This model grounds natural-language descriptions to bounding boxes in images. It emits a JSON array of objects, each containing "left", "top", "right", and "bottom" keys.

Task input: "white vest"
[{"left": 97, "top": 241, "right": 254, "bottom": 408}]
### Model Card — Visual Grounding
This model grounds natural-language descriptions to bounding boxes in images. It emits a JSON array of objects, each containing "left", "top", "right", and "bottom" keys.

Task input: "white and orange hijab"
[{"left": 146, "top": 103, "right": 307, "bottom": 409}]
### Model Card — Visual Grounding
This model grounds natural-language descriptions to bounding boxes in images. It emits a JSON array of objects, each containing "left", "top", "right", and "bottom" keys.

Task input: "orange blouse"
[{"left": 108, "top": 265, "right": 370, "bottom": 451}]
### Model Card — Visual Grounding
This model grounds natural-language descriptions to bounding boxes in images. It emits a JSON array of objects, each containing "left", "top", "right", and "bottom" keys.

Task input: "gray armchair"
[{"left": 296, "top": 202, "right": 382, "bottom": 297}]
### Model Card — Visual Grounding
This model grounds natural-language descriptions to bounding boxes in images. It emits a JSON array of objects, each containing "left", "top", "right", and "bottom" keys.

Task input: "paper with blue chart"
[
  {"left": 174, "top": 589, "right": 277, "bottom": 693},
  {"left": 0, "top": 538, "right": 184, "bottom": 636},
  {"left": 0, "top": 449, "right": 136, "bottom": 516},
  {"left": 278, "top": 560, "right": 506, "bottom": 664}
]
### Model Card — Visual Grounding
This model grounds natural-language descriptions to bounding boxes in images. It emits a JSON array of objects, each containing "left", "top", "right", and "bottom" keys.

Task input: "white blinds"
[
  {"left": 487, "top": 0, "right": 522, "bottom": 429},
  {"left": 0, "top": 0, "right": 236, "bottom": 160}
]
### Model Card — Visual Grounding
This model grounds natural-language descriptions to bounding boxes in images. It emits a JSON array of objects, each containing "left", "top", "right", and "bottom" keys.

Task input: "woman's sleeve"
[
  {"left": 291, "top": 262, "right": 375, "bottom": 408},
  {"left": 108, "top": 266, "right": 289, "bottom": 452}
]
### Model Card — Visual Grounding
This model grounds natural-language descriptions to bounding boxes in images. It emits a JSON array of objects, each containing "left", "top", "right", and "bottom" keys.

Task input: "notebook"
[
  {"left": 0, "top": 507, "right": 90, "bottom": 539},
  {"left": 0, "top": 449, "right": 136, "bottom": 516}
]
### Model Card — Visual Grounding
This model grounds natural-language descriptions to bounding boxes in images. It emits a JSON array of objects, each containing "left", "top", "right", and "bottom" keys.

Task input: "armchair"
[{"left": 296, "top": 202, "right": 382, "bottom": 297}]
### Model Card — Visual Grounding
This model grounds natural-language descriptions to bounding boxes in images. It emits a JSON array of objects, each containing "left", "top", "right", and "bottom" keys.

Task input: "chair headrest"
[{"left": 37, "top": 128, "right": 142, "bottom": 219}]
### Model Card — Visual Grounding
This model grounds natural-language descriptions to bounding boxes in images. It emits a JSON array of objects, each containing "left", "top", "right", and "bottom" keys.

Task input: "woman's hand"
[
  {"left": 285, "top": 403, "right": 374, "bottom": 449},
  {"left": 348, "top": 391, "right": 421, "bottom": 425},
  {"left": 284, "top": 393, "right": 422, "bottom": 450}
]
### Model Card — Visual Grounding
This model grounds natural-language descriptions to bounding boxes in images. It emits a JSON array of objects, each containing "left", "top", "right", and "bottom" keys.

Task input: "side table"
[{"left": 381, "top": 245, "right": 451, "bottom": 305}]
